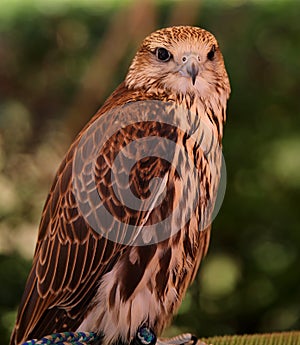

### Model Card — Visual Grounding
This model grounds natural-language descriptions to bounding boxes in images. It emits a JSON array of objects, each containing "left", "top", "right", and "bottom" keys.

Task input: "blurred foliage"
[{"left": 0, "top": 0, "right": 300, "bottom": 344}]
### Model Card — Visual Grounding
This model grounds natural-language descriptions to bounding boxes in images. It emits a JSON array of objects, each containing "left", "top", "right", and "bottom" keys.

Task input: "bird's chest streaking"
[{"left": 76, "top": 101, "right": 219, "bottom": 345}]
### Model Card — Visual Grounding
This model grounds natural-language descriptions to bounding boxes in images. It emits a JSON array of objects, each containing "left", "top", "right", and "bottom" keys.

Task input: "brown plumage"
[{"left": 10, "top": 26, "right": 230, "bottom": 345}]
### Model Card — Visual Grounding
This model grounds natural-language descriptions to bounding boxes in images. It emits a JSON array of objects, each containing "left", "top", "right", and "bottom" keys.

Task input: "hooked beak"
[
  {"left": 180, "top": 56, "right": 200, "bottom": 85},
  {"left": 186, "top": 61, "right": 199, "bottom": 85}
]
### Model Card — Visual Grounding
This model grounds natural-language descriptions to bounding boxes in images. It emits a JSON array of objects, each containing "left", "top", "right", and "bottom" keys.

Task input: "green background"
[{"left": 0, "top": 0, "right": 300, "bottom": 343}]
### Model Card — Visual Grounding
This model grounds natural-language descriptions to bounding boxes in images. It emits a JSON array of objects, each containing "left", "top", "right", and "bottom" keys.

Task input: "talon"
[{"left": 190, "top": 335, "right": 198, "bottom": 345}]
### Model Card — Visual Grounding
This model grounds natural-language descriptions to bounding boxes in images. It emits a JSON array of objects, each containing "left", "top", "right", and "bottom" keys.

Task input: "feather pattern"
[{"left": 10, "top": 26, "right": 230, "bottom": 345}]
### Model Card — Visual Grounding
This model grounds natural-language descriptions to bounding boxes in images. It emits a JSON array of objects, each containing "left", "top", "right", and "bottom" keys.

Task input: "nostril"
[
  {"left": 182, "top": 56, "right": 187, "bottom": 63},
  {"left": 197, "top": 55, "right": 201, "bottom": 62}
]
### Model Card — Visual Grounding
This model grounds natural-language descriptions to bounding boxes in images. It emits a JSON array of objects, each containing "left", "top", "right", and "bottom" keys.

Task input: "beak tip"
[{"left": 187, "top": 62, "right": 199, "bottom": 86}]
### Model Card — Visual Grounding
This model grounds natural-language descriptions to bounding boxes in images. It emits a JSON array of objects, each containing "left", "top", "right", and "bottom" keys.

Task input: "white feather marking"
[
  {"left": 76, "top": 238, "right": 190, "bottom": 345},
  {"left": 77, "top": 246, "right": 173, "bottom": 345},
  {"left": 129, "top": 247, "right": 140, "bottom": 265},
  {"left": 128, "top": 172, "right": 169, "bottom": 245}
]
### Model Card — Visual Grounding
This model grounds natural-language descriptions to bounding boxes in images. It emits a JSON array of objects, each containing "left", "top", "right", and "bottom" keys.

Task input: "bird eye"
[
  {"left": 156, "top": 47, "right": 172, "bottom": 62},
  {"left": 207, "top": 45, "right": 216, "bottom": 61}
]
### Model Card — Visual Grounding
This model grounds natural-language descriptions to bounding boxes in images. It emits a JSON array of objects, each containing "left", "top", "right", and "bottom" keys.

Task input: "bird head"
[{"left": 125, "top": 26, "right": 231, "bottom": 101}]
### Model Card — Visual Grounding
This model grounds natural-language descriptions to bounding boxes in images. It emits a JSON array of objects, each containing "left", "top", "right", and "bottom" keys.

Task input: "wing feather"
[{"left": 11, "top": 84, "right": 175, "bottom": 344}]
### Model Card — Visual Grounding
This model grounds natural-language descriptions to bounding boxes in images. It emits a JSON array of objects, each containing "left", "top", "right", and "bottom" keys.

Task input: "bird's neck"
[
  {"left": 143, "top": 85, "right": 226, "bottom": 143},
  {"left": 101, "top": 82, "right": 226, "bottom": 142}
]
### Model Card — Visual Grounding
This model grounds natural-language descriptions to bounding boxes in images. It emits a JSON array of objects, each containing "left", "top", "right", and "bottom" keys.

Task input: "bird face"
[{"left": 126, "top": 26, "right": 230, "bottom": 100}]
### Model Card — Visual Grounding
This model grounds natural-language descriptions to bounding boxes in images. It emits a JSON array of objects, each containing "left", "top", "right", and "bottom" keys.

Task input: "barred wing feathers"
[{"left": 11, "top": 84, "right": 212, "bottom": 344}]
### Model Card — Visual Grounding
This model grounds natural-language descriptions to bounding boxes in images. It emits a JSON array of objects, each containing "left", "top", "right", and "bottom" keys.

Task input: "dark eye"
[
  {"left": 207, "top": 45, "right": 216, "bottom": 61},
  {"left": 156, "top": 47, "right": 172, "bottom": 62}
]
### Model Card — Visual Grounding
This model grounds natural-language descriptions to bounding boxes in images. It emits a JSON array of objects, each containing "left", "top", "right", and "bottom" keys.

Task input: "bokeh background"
[{"left": 1, "top": 0, "right": 300, "bottom": 343}]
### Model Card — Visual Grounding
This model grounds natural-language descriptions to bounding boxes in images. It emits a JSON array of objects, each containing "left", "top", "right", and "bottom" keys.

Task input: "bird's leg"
[
  {"left": 131, "top": 326, "right": 199, "bottom": 345},
  {"left": 157, "top": 333, "right": 198, "bottom": 345}
]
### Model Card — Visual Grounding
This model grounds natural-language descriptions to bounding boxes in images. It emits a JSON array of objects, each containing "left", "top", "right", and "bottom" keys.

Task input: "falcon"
[{"left": 10, "top": 26, "right": 230, "bottom": 345}]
